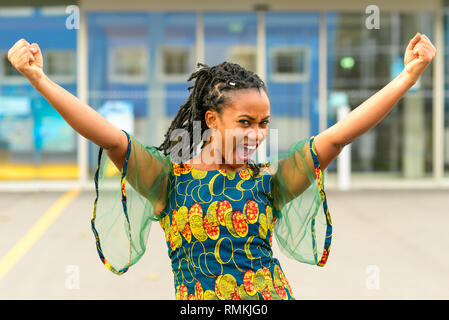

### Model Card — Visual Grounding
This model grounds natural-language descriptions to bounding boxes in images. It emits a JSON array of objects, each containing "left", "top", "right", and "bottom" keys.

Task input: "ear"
[{"left": 204, "top": 110, "right": 218, "bottom": 129}]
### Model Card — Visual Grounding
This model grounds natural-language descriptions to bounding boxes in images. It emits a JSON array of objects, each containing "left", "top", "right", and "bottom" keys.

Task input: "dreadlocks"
[{"left": 155, "top": 61, "right": 268, "bottom": 178}]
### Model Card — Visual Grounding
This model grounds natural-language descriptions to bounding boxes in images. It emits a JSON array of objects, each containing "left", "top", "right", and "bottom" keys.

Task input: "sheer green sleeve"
[
  {"left": 271, "top": 135, "right": 332, "bottom": 267},
  {"left": 91, "top": 130, "right": 171, "bottom": 275}
]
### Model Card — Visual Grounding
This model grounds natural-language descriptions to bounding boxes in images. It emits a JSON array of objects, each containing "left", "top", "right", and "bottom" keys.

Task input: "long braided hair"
[{"left": 155, "top": 61, "right": 268, "bottom": 178}]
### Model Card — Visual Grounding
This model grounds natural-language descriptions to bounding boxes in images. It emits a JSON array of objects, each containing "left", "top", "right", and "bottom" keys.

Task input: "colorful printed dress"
[{"left": 91, "top": 130, "right": 332, "bottom": 300}]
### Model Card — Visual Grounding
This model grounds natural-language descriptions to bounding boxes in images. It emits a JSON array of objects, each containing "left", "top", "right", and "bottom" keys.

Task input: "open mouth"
[{"left": 235, "top": 143, "right": 257, "bottom": 163}]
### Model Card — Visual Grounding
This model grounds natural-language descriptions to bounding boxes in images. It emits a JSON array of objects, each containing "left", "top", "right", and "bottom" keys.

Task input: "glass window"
[
  {"left": 1, "top": 52, "right": 27, "bottom": 84},
  {"left": 45, "top": 50, "right": 76, "bottom": 83},
  {"left": 158, "top": 45, "right": 194, "bottom": 82},
  {"left": 228, "top": 45, "right": 257, "bottom": 73},
  {"left": 108, "top": 46, "right": 148, "bottom": 83},
  {"left": 270, "top": 46, "right": 309, "bottom": 82}
]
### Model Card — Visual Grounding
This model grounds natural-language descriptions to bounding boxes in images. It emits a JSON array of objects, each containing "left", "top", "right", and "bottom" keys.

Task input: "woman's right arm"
[
  {"left": 8, "top": 39, "right": 169, "bottom": 213},
  {"left": 7, "top": 38, "right": 128, "bottom": 171}
]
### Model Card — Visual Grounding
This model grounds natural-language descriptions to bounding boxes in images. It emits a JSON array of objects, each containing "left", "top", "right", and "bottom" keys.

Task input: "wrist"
[
  {"left": 398, "top": 69, "right": 418, "bottom": 89},
  {"left": 29, "top": 70, "right": 47, "bottom": 90}
]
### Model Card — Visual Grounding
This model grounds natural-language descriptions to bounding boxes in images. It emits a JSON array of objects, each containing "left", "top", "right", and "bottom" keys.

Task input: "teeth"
[{"left": 245, "top": 145, "right": 256, "bottom": 150}]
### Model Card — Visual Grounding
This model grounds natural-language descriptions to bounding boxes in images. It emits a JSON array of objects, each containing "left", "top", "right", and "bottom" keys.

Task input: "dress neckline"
[{"left": 170, "top": 160, "right": 271, "bottom": 174}]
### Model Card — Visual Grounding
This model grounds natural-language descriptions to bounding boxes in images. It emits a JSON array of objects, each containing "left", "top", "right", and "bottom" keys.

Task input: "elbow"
[
  {"left": 335, "top": 141, "right": 347, "bottom": 151},
  {"left": 319, "top": 141, "right": 344, "bottom": 171},
  {"left": 331, "top": 134, "right": 351, "bottom": 151},
  {"left": 102, "top": 143, "right": 119, "bottom": 151},
  {"left": 102, "top": 130, "right": 129, "bottom": 152}
]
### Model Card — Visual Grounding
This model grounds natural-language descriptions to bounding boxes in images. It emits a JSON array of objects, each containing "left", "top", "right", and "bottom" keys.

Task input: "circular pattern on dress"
[
  {"left": 243, "top": 270, "right": 257, "bottom": 296},
  {"left": 244, "top": 200, "right": 259, "bottom": 224},
  {"left": 191, "top": 168, "right": 207, "bottom": 179},
  {"left": 266, "top": 205, "right": 273, "bottom": 229},
  {"left": 244, "top": 236, "right": 256, "bottom": 260},
  {"left": 238, "top": 169, "right": 251, "bottom": 180},
  {"left": 194, "top": 280, "right": 204, "bottom": 300},
  {"left": 232, "top": 211, "right": 248, "bottom": 237},
  {"left": 189, "top": 203, "right": 208, "bottom": 241},
  {"left": 204, "top": 201, "right": 220, "bottom": 240},
  {"left": 214, "top": 237, "right": 233, "bottom": 265},
  {"left": 258, "top": 213, "right": 268, "bottom": 239},
  {"left": 238, "top": 284, "right": 259, "bottom": 300},
  {"left": 204, "top": 290, "right": 219, "bottom": 300},
  {"left": 225, "top": 210, "right": 240, "bottom": 238},
  {"left": 177, "top": 284, "right": 188, "bottom": 300},
  {"left": 172, "top": 208, "right": 178, "bottom": 234},
  {"left": 215, "top": 274, "right": 237, "bottom": 300},
  {"left": 217, "top": 200, "right": 232, "bottom": 226}
]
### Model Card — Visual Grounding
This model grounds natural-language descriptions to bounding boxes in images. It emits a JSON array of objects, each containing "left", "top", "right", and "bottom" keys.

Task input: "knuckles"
[{"left": 7, "top": 38, "right": 33, "bottom": 67}]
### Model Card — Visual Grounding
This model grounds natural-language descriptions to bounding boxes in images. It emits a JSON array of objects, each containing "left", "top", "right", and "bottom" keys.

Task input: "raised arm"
[
  {"left": 314, "top": 33, "right": 436, "bottom": 170},
  {"left": 273, "top": 33, "right": 436, "bottom": 208},
  {"left": 8, "top": 39, "right": 128, "bottom": 170},
  {"left": 8, "top": 39, "right": 168, "bottom": 212}
]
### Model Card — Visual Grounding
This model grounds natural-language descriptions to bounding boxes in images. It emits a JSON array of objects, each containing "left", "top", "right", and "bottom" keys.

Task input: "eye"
[
  {"left": 239, "top": 120, "right": 250, "bottom": 125},
  {"left": 259, "top": 120, "right": 270, "bottom": 127}
]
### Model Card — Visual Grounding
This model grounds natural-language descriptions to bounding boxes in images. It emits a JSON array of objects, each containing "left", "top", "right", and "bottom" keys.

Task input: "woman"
[{"left": 7, "top": 32, "right": 436, "bottom": 300}]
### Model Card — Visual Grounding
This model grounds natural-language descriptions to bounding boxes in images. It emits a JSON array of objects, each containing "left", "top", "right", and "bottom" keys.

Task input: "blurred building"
[{"left": 0, "top": 0, "right": 448, "bottom": 190}]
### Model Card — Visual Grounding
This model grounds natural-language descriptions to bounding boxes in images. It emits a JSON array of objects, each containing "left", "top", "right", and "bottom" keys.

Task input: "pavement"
[{"left": 0, "top": 188, "right": 448, "bottom": 300}]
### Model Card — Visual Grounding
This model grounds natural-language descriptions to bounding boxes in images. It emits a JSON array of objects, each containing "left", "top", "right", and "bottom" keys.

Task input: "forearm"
[
  {"left": 328, "top": 69, "right": 414, "bottom": 147},
  {"left": 32, "top": 73, "right": 124, "bottom": 150},
  {"left": 314, "top": 69, "right": 414, "bottom": 170},
  {"left": 308, "top": 33, "right": 435, "bottom": 173}
]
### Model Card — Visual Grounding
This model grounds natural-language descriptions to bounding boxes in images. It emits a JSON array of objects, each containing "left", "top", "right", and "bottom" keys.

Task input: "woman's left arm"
[
  {"left": 314, "top": 33, "right": 437, "bottom": 170},
  {"left": 272, "top": 33, "right": 436, "bottom": 208}
]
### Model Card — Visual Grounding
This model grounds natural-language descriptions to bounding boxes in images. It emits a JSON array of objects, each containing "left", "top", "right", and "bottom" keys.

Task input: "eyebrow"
[{"left": 238, "top": 114, "right": 271, "bottom": 121}]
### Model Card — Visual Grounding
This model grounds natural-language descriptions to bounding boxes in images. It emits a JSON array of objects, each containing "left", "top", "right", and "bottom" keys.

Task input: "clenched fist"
[
  {"left": 404, "top": 33, "right": 437, "bottom": 86},
  {"left": 7, "top": 39, "right": 44, "bottom": 86}
]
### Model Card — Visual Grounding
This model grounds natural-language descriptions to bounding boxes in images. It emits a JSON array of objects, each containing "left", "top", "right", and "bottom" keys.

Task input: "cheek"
[
  {"left": 216, "top": 127, "right": 242, "bottom": 147},
  {"left": 212, "top": 128, "right": 234, "bottom": 153},
  {"left": 258, "top": 128, "right": 268, "bottom": 140},
  {"left": 219, "top": 130, "right": 241, "bottom": 160}
]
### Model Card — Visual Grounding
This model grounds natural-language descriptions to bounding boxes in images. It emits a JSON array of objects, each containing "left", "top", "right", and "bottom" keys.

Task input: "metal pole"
[
  {"left": 337, "top": 105, "right": 351, "bottom": 190},
  {"left": 77, "top": 4, "right": 89, "bottom": 188},
  {"left": 257, "top": 9, "right": 267, "bottom": 163},
  {"left": 433, "top": 0, "right": 444, "bottom": 184}
]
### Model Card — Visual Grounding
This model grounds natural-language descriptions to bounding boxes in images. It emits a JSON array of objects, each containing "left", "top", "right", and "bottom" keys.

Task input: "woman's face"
[{"left": 204, "top": 88, "right": 270, "bottom": 169}]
